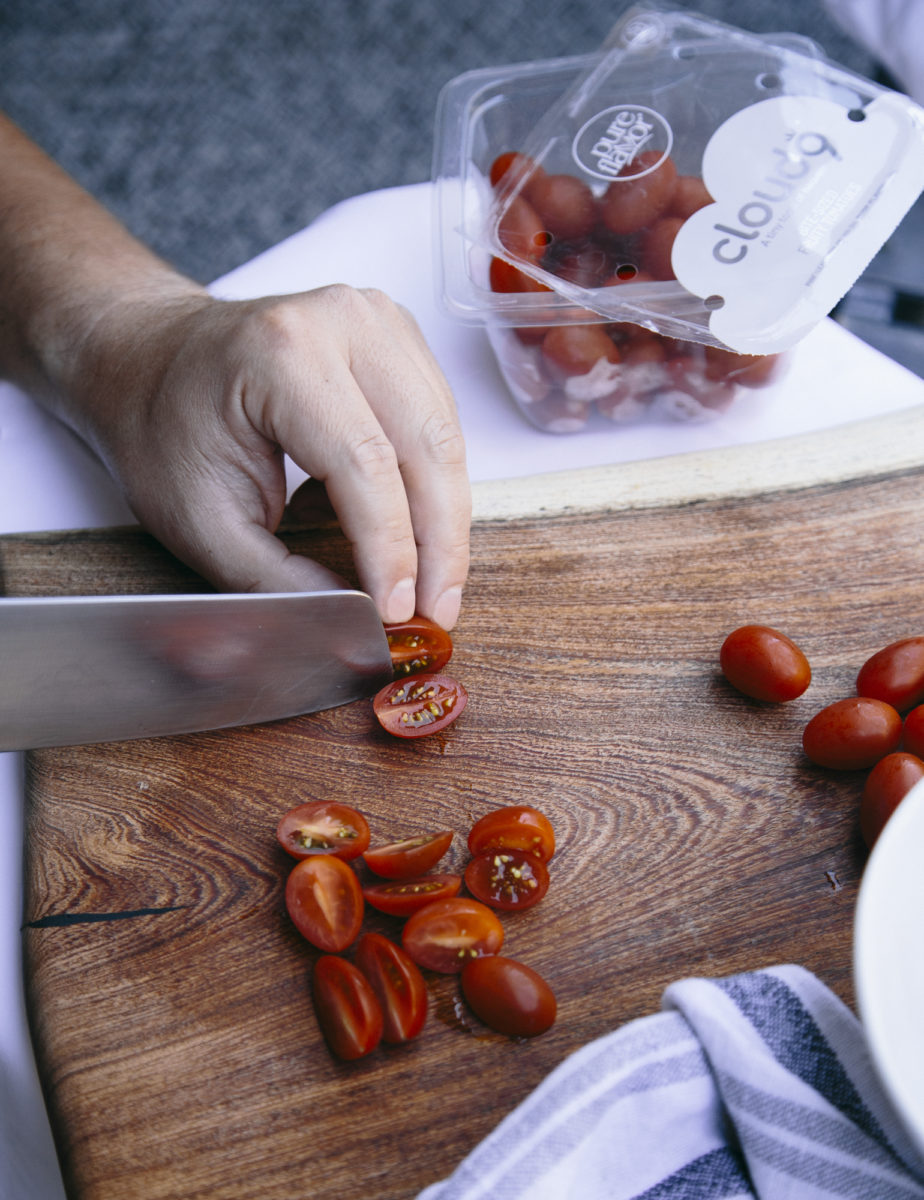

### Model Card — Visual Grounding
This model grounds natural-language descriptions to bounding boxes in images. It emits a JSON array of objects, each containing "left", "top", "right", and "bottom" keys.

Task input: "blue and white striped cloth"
[{"left": 418, "top": 966, "right": 924, "bottom": 1199}]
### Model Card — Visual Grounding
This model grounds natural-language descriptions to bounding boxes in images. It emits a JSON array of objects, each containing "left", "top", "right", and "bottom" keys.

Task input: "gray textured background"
[{"left": 1, "top": 0, "right": 921, "bottom": 373}]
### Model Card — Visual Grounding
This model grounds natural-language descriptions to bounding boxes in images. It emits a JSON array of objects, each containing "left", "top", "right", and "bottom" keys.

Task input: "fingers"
[{"left": 251, "top": 287, "right": 471, "bottom": 629}]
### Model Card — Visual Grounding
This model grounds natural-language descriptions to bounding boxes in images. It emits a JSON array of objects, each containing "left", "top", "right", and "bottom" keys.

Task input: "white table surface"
[{"left": 2, "top": 181, "right": 924, "bottom": 1198}]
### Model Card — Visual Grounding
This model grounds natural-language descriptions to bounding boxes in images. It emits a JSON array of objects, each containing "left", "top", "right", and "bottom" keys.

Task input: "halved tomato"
[
  {"left": 464, "top": 850, "right": 550, "bottom": 912},
  {"left": 362, "top": 873, "right": 462, "bottom": 917},
  {"left": 276, "top": 800, "right": 370, "bottom": 861},
  {"left": 385, "top": 615, "right": 453, "bottom": 678},
  {"left": 363, "top": 831, "right": 453, "bottom": 880},
  {"left": 312, "top": 955, "right": 383, "bottom": 1061},
  {"left": 402, "top": 897, "right": 504, "bottom": 974},
  {"left": 467, "top": 805, "right": 555, "bottom": 863},
  {"left": 372, "top": 673, "right": 468, "bottom": 738},
  {"left": 285, "top": 855, "right": 364, "bottom": 952},
  {"left": 354, "top": 932, "right": 428, "bottom": 1043}
]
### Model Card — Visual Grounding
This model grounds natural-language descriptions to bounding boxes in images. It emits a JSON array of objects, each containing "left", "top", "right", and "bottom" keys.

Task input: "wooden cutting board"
[{"left": 6, "top": 406, "right": 924, "bottom": 1200}]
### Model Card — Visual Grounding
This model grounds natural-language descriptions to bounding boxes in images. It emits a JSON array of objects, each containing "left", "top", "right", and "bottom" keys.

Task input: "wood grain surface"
[{"left": 6, "top": 427, "right": 924, "bottom": 1200}]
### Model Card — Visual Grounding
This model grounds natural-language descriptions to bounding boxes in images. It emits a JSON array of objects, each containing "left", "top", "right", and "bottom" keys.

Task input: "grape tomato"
[
  {"left": 384, "top": 615, "right": 453, "bottom": 679},
  {"left": 362, "top": 873, "right": 462, "bottom": 917},
  {"left": 372, "top": 673, "right": 467, "bottom": 739},
  {"left": 285, "top": 855, "right": 364, "bottom": 952},
  {"left": 600, "top": 150, "right": 678, "bottom": 236},
  {"left": 859, "top": 752, "right": 924, "bottom": 849},
  {"left": 402, "top": 897, "right": 504, "bottom": 974},
  {"left": 802, "top": 697, "right": 902, "bottom": 770},
  {"left": 312, "top": 955, "right": 383, "bottom": 1061},
  {"left": 464, "top": 850, "right": 550, "bottom": 912},
  {"left": 276, "top": 801, "right": 370, "bottom": 861},
  {"left": 467, "top": 805, "right": 555, "bottom": 862},
  {"left": 460, "top": 956, "right": 557, "bottom": 1038},
  {"left": 364, "top": 830, "right": 453, "bottom": 880},
  {"left": 719, "top": 625, "right": 811, "bottom": 703},
  {"left": 354, "top": 933, "right": 428, "bottom": 1044},
  {"left": 856, "top": 637, "right": 924, "bottom": 713}
]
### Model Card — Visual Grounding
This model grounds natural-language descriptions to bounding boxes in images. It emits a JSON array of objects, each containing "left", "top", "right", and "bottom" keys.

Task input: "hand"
[{"left": 69, "top": 284, "right": 471, "bottom": 629}]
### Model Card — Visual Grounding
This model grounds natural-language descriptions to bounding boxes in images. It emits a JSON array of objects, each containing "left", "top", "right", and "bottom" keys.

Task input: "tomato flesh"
[
  {"left": 461, "top": 956, "right": 557, "bottom": 1038},
  {"left": 354, "top": 932, "right": 428, "bottom": 1044},
  {"left": 276, "top": 800, "right": 370, "bottom": 861},
  {"left": 372, "top": 673, "right": 467, "bottom": 739},
  {"left": 312, "top": 955, "right": 383, "bottom": 1061},
  {"left": 860, "top": 752, "right": 924, "bottom": 849},
  {"left": 467, "top": 805, "right": 555, "bottom": 863},
  {"left": 856, "top": 637, "right": 924, "bottom": 713},
  {"left": 719, "top": 625, "right": 811, "bottom": 703},
  {"left": 362, "top": 873, "right": 462, "bottom": 917},
  {"left": 363, "top": 830, "right": 453, "bottom": 880},
  {"left": 285, "top": 855, "right": 364, "bottom": 952},
  {"left": 802, "top": 697, "right": 902, "bottom": 770},
  {"left": 464, "top": 850, "right": 550, "bottom": 912},
  {"left": 384, "top": 616, "right": 453, "bottom": 679},
  {"left": 402, "top": 897, "right": 504, "bottom": 974}
]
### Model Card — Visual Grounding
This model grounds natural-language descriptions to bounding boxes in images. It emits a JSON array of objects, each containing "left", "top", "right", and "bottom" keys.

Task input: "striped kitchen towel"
[{"left": 417, "top": 965, "right": 924, "bottom": 1199}]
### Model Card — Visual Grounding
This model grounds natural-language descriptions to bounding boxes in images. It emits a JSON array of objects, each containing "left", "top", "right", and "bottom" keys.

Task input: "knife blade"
[{"left": 0, "top": 590, "right": 393, "bottom": 750}]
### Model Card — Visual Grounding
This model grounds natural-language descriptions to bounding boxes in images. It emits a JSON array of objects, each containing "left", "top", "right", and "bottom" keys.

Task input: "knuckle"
[
  {"left": 417, "top": 413, "right": 467, "bottom": 467},
  {"left": 348, "top": 429, "right": 400, "bottom": 478}
]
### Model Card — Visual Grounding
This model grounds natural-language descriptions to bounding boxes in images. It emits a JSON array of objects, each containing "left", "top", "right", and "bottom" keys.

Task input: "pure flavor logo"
[{"left": 572, "top": 104, "right": 673, "bottom": 182}]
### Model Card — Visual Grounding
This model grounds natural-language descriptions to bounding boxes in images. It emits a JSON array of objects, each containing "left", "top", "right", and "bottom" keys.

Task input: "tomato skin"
[
  {"left": 704, "top": 347, "right": 781, "bottom": 389},
  {"left": 489, "top": 151, "right": 540, "bottom": 191},
  {"left": 464, "top": 850, "right": 550, "bottom": 912},
  {"left": 524, "top": 172, "right": 598, "bottom": 241},
  {"left": 859, "top": 752, "right": 924, "bottom": 849},
  {"left": 497, "top": 195, "right": 549, "bottom": 264},
  {"left": 276, "top": 801, "right": 370, "bottom": 861},
  {"left": 489, "top": 256, "right": 551, "bottom": 295},
  {"left": 720, "top": 625, "right": 811, "bottom": 703},
  {"left": 903, "top": 705, "right": 924, "bottom": 758},
  {"left": 402, "top": 897, "right": 504, "bottom": 974},
  {"left": 541, "top": 324, "right": 620, "bottom": 377},
  {"left": 467, "top": 805, "right": 556, "bottom": 863},
  {"left": 372, "top": 673, "right": 468, "bottom": 739},
  {"left": 312, "top": 955, "right": 383, "bottom": 1061},
  {"left": 384, "top": 615, "right": 453, "bottom": 679},
  {"left": 856, "top": 637, "right": 924, "bottom": 713},
  {"left": 639, "top": 216, "right": 683, "bottom": 281},
  {"left": 285, "top": 855, "right": 364, "bottom": 952},
  {"left": 600, "top": 150, "right": 677, "bottom": 236},
  {"left": 362, "top": 873, "right": 462, "bottom": 917},
  {"left": 461, "top": 956, "right": 557, "bottom": 1038},
  {"left": 354, "top": 933, "right": 428, "bottom": 1044},
  {"left": 670, "top": 175, "right": 713, "bottom": 219},
  {"left": 802, "top": 697, "right": 902, "bottom": 770},
  {"left": 363, "top": 830, "right": 454, "bottom": 880}
]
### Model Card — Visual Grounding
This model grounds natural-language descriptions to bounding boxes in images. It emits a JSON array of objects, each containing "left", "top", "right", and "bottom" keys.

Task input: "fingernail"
[
  {"left": 432, "top": 586, "right": 462, "bottom": 631},
  {"left": 384, "top": 577, "right": 416, "bottom": 624}
]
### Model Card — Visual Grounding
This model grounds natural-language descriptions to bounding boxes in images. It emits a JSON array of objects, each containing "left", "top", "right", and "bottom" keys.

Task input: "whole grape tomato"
[
  {"left": 856, "top": 637, "right": 924, "bottom": 713},
  {"left": 719, "top": 625, "right": 811, "bottom": 703},
  {"left": 460, "top": 956, "right": 557, "bottom": 1038},
  {"left": 859, "top": 752, "right": 924, "bottom": 849},
  {"left": 802, "top": 697, "right": 902, "bottom": 770}
]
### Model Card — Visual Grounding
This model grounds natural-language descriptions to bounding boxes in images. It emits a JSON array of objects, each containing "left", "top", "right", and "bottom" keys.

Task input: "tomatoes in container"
[
  {"left": 460, "top": 956, "right": 557, "bottom": 1038},
  {"left": 354, "top": 932, "right": 428, "bottom": 1044},
  {"left": 364, "top": 831, "right": 453, "bottom": 880},
  {"left": 285, "top": 855, "right": 364, "bottom": 952},
  {"left": 802, "top": 697, "right": 902, "bottom": 770},
  {"left": 402, "top": 897, "right": 504, "bottom": 973},
  {"left": 384, "top": 615, "right": 453, "bottom": 679},
  {"left": 600, "top": 150, "right": 677, "bottom": 236},
  {"left": 859, "top": 752, "right": 924, "bottom": 849},
  {"left": 719, "top": 625, "right": 811, "bottom": 703},
  {"left": 372, "top": 673, "right": 468, "bottom": 739},
  {"left": 312, "top": 955, "right": 383, "bottom": 1061},
  {"left": 467, "top": 805, "right": 555, "bottom": 862},
  {"left": 525, "top": 172, "right": 598, "bottom": 241},
  {"left": 276, "top": 800, "right": 370, "bottom": 861},
  {"left": 856, "top": 637, "right": 924, "bottom": 713},
  {"left": 465, "top": 850, "right": 550, "bottom": 912}
]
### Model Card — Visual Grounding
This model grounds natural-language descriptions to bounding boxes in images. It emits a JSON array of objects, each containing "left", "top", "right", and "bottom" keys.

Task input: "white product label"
[{"left": 671, "top": 94, "right": 924, "bottom": 354}]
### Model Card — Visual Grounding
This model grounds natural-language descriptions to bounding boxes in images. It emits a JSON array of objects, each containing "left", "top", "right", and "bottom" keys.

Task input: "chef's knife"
[{"left": 0, "top": 590, "right": 394, "bottom": 750}]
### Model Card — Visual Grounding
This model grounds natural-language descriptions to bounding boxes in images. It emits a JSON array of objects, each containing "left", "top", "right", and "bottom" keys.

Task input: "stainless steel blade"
[{"left": 0, "top": 590, "right": 393, "bottom": 750}]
